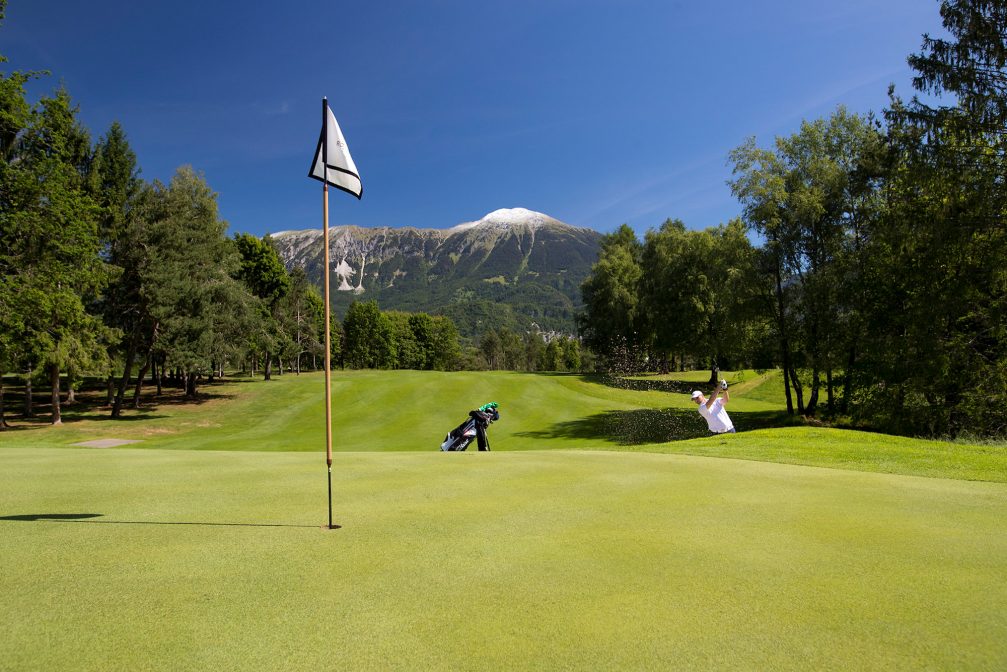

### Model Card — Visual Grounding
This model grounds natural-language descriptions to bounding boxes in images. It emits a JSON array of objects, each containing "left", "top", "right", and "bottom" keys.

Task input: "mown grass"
[
  {"left": 0, "top": 369, "right": 782, "bottom": 453},
  {"left": 3, "top": 371, "right": 1006, "bottom": 669},
  {"left": 2, "top": 370, "right": 1003, "bottom": 483},
  {"left": 1, "top": 447, "right": 1005, "bottom": 671}
]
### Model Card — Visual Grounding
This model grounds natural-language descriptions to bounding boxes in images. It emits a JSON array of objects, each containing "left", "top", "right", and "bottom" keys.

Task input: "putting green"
[{"left": 2, "top": 447, "right": 1005, "bottom": 670}]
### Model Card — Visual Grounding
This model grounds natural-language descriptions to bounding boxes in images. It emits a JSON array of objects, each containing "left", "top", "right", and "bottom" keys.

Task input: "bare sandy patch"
[{"left": 73, "top": 439, "right": 143, "bottom": 448}]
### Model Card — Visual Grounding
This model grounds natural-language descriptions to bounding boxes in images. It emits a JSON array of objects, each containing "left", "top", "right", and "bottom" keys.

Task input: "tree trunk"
[
  {"left": 155, "top": 356, "right": 163, "bottom": 396},
  {"left": 65, "top": 364, "right": 76, "bottom": 405},
  {"left": 112, "top": 338, "right": 137, "bottom": 418},
  {"left": 24, "top": 365, "right": 33, "bottom": 417},
  {"left": 49, "top": 363, "right": 62, "bottom": 425},
  {"left": 264, "top": 353, "right": 272, "bottom": 381},
  {"left": 0, "top": 370, "right": 8, "bottom": 429},
  {"left": 841, "top": 346, "right": 855, "bottom": 414},
  {"left": 132, "top": 353, "right": 151, "bottom": 408},
  {"left": 773, "top": 261, "right": 795, "bottom": 415},
  {"left": 826, "top": 367, "right": 834, "bottom": 415},
  {"left": 185, "top": 371, "right": 198, "bottom": 398},
  {"left": 709, "top": 358, "right": 720, "bottom": 386},
  {"left": 805, "top": 318, "right": 821, "bottom": 416},
  {"left": 208, "top": 361, "right": 216, "bottom": 384},
  {"left": 106, "top": 375, "right": 115, "bottom": 406},
  {"left": 806, "top": 367, "right": 820, "bottom": 416},
  {"left": 788, "top": 366, "right": 805, "bottom": 414}
]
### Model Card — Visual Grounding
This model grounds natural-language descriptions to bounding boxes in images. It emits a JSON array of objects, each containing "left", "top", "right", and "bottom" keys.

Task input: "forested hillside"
[{"left": 270, "top": 208, "right": 601, "bottom": 337}]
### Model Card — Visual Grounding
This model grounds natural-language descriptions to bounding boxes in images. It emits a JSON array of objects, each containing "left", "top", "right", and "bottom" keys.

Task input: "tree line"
[
  {"left": 0, "top": 0, "right": 576, "bottom": 428},
  {"left": 474, "top": 328, "right": 586, "bottom": 373},
  {"left": 0, "top": 3, "right": 475, "bottom": 426},
  {"left": 6, "top": 0, "right": 1004, "bottom": 438},
  {"left": 579, "top": 0, "right": 1007, "bottom": 438},
  {"left": 339, "top": 303, "right": 589, "bottom": 373},
  {"left": 341, "top": 300, "right": 460, "bottom": 370}
]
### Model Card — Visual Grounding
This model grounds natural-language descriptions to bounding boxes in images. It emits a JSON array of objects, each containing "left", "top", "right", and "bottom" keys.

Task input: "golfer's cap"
[{"left": 691, "top": 390, "right": 702, "bottom": 399}]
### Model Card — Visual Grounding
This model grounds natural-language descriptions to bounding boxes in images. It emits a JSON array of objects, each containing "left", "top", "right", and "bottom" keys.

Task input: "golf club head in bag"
[{"left": 440, "top": 403, "right": 500, "bottom": 451}]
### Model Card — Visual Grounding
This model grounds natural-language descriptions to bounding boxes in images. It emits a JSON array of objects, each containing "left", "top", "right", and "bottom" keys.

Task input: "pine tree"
[
  {"left": 142, "top": 167, "right": 252, "bottom": 397},
  {"left": 2, "top": 87, "right": 109, "bottom": 424}
]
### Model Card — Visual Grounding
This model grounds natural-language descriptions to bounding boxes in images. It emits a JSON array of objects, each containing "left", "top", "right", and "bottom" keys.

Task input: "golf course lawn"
[
  {"left": 1, "top": 448, "right": 1005, "bottom": 671},
  {"left": 2, "top": 370, "right": 1003, "bottom": 481},
  {"left": 0, "top": 369, "right": 784, "bottom": 452},
  {"left": 2, "top": 370, "right": 1006, "bottom": 669}
]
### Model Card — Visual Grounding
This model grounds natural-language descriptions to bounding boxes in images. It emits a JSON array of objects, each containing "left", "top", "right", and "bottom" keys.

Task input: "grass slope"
[
  {"left": 2, "top": 370, "right": 1003, "bottom": 482},
  {"left": 2, "top": 447, "right": 1005, "bottom": 671},
  {"left": 0, "top": 370, "right": 781, "bottom": 453}
]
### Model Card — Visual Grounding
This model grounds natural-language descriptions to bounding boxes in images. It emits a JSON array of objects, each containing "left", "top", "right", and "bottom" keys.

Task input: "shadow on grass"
[
  {"left": 135, "top": 391, "right": 238, "bottom": 407},
  {"left": 591, "top": 374, "right": 702, "bottom": 395},
  {"left": 528, "top": 371, "right": 703, "bottom": 395},
  {"left": 77, "top": 413, "right": 170, "bottom": 422},
  {"left": 532, "top": 372, "right": 704, "bottom": 395},
  {"left": 0, "top": 387, "right": 238, "bottom": 427},
  {"left": 517, "top": 408, "right": 796, "bottom": 445},
  {"left": 0, "top": 513, "right": 319, "bottom": 529},
  {"left": 0, "top": 513, "right": 103, "bottom": 521},
  {"left": 0, "top": 411, "right": 169, "bottom": 429},
  {"left": 0, "top": 422, "right": 49, "bottom": 432}
]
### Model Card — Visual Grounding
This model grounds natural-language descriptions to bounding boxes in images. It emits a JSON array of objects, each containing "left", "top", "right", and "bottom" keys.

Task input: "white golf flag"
[{"left": 309, "top": 99, "right": 362, "bottom": 199}]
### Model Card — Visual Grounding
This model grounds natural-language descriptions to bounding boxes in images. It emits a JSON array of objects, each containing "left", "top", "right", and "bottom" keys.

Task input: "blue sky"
[{"left": 4, "top": 0, "right": 941, "bottom": 236}]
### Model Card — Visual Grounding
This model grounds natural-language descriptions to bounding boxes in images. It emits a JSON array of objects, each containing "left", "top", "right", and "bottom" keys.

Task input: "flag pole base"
[{"left": 327, "top": 464, "right": 334, "bottom": 529}]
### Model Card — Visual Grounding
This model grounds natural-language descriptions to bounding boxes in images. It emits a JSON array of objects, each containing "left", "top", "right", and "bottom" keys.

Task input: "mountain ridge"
[
  {"left": 270, "top": 207, "right": 592, "bottom": 238},
  {"left": 269, "top": 208, "right": 602, "bottom": 337}
]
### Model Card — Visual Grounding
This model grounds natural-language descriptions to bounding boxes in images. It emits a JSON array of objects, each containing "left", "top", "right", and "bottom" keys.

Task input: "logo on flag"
[{"left": 309, "top": 100, "right": 362, "bottom": 199}]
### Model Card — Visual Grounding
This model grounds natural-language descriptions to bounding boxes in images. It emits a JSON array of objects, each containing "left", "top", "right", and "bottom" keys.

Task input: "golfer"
[{"left": 691, "top": 382, "right": 735, "bottom": 434}]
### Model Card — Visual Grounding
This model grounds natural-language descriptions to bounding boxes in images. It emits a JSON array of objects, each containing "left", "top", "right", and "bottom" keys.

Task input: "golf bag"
[{"left": 439, "top": 403, "right": 500, "bottom": 451}]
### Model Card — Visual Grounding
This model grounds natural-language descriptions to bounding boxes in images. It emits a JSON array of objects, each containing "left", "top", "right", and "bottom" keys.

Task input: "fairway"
[
  {"left": 0, "top": 370, "right": 782, "bottom": 453},
  {"left": 8, "top": 0, "right": 1007, "bottom": 669},
  {"left": 2, "top": 447, "right": 1005, "bottom": 671},
  {"left": 3, "top": 371, "right": 1006, "bottom": 670},
  {"left": 3, "top": 370, "right": 1002, "bottom": 482}
]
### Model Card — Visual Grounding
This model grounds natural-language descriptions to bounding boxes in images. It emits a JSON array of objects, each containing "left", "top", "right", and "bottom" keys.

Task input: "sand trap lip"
[{"left": 72, "top": 439, "right": 143, "bottom": 448}]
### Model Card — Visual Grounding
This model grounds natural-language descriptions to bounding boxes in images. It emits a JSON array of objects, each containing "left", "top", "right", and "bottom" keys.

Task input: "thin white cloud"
[
  {"left": 573, "top": 149, "right": 727, "bottom": 228},
  {"left": 262, "top": 101, "right": 290, "bottom": 116}
]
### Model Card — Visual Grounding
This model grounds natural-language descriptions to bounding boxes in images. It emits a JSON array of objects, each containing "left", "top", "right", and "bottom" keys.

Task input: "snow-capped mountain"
[{"left": 269, "top": 208, "right": 602, "bottom": 336}]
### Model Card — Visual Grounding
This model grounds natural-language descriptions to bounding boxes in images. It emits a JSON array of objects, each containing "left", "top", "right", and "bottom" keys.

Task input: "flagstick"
[
  {"left": 323, "top": 181, "right": 335, "bottom": 529},
  {"left": 322, "top": 99, "right": 335, "bottom": 530}
]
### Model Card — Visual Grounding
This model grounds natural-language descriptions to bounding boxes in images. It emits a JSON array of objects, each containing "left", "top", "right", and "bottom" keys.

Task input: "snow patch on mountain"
[
  {"left": 448, "top": 208, "right": 566, "bottom": 233},
  {"left": 271, "top": 208, "right": 576, "bottom": 244}
]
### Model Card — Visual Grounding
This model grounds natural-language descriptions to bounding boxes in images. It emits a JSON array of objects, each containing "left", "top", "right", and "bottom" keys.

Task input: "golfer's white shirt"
[{"left": 698, "top": 398, "right": 734, "bottom": 433}]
